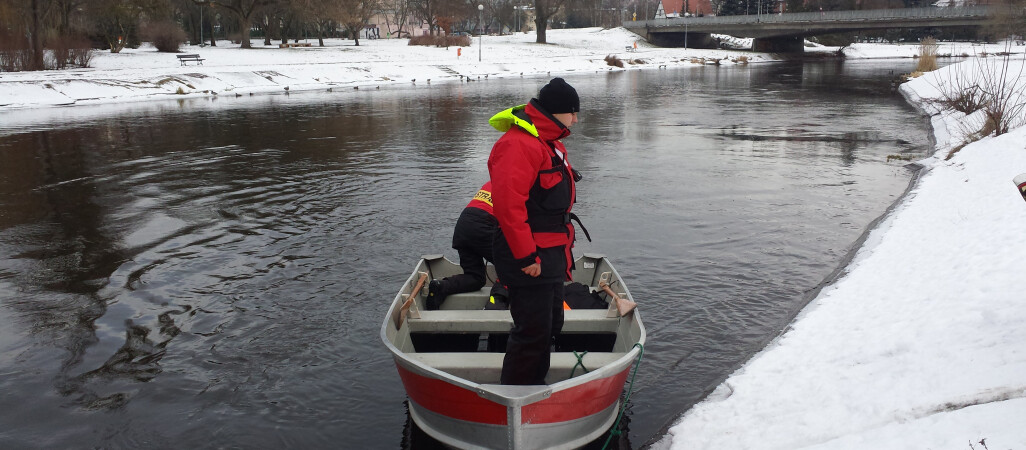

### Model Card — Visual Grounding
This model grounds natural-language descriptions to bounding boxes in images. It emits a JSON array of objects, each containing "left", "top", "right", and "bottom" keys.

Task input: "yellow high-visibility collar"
[{"left": 488, "top": 104, "right": 539, "bottom": 137}]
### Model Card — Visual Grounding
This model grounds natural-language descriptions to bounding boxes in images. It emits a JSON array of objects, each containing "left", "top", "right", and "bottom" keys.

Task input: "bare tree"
[
  {"left": 48, "top": 0, "right": 89, "bottom": 34},
  {"left": 296, "top": 0, "right": 339, "bottom": 45},
  {"left": 481, "top": 0, "right": 520, "bottom": 33},
  {"left": 259, "top": 13, "right": 276, "bottom": 45},
  {"left": 382, "top": 0, "right": 412, "bottom": 37},
  {"left": 337, "top": 0, "right": 379, "bottom": 45},
  {"left": 273, "top": 2, "right": 301, "bottom": 44},
  {"left": 533, "top": 0, "right": 568, "bottom": 43},
  {"left": 410, "top": 0, "right": 440, "bottom": 35},
  {"left": 206, "top": 0, "right": 273, "bottom": 48},
  {"left": 87, "top": 0, "right": 143, "bottom": 53}
]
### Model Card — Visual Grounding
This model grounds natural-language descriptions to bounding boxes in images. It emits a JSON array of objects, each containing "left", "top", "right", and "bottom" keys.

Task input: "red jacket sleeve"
[{"left": 488, "top": 132, "right": 545, "bottom": 261}]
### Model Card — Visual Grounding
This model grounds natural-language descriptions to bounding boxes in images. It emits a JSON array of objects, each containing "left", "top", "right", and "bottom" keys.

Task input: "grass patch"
[{"left": 916, "top": 37, "right": 938, "bottom": 73}]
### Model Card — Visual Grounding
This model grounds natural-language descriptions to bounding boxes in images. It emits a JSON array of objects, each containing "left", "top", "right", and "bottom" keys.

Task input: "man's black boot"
[{"left": 427, "top": 280, "right": 445, "bottom": 310}]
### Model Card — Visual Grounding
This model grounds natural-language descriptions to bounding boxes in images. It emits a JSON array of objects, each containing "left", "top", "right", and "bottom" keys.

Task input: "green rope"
[
  {"left": 602, "top": 343, "right": 645, "bottom": 450},
  {"left": 569, "top": 350, "right": 590, "bottom": 378}
]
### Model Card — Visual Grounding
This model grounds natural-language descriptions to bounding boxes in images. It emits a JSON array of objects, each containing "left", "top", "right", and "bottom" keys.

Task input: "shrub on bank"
[
  {"left": 409, "top": 35, "right": 471, "bottom": 48},
  {"left": 142, "top": 21, "right": 189, "bottom": 53},
  {"left": 921, "top": 44, "right": 1026, "bottom": 159},
  {"left": 0, "top": 31, "right": 31, "bottom": 72},
  {"left": 1, "top": 31, "right": 93, "bottom": 71},
  {"left": 47, "top": 34, "right": 94, "bottom": 69}
]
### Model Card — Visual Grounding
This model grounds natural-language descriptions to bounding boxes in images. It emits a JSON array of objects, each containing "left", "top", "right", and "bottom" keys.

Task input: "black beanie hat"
[{"left": 537, "top": 78, "right": 580, "bottom": 114}]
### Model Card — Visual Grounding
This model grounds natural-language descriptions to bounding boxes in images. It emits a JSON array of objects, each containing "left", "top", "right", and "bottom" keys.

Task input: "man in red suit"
[{"left": 486, "top": 78, "right": 583, "bottom": 385}]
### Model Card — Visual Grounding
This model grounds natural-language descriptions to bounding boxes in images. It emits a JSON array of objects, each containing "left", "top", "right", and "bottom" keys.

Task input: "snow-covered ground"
[
  {"left": 0, "top": 27, "right": 1015, "bottom": 110},
  {"left": 3, "top": 28, "right": 1024, "bottom": 449},
  {"left": 656, "top": 53, "right": 1026, "bottom": 450}
]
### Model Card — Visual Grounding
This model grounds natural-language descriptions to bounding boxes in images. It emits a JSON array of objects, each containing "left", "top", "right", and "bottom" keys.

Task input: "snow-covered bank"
[
  {"left": 656, "top": 56, "right": 1026, "bottom": 449},
  {"left": 0, "top": 27, "right": 1016, "bottom": 110},
  {"left": 0, "top": 28, "right": 759, "bottom": 109}
]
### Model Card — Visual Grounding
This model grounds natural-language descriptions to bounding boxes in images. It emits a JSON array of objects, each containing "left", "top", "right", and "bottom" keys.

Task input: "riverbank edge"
[
  {"left": 640, "top": 63, "right": 941, "bottom": 449},
  {"left": 0, "top": 41, "right": 923, "bottom": 111},
  {"left": 652, "top": 55, "right": 1026, "bottom": 448}
]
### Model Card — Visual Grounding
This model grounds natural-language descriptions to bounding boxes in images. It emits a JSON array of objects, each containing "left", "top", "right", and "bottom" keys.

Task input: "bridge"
[{"left": 623, "top": 6, "right": 993, "bottom": 52}]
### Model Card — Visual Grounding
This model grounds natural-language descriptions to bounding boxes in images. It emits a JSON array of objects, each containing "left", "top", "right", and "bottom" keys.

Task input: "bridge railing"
[{"left": 629, "top": 5, "right": 992, "bottom": 27}]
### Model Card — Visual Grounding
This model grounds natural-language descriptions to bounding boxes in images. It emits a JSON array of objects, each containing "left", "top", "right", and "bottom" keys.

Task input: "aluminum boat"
[{"left": 381, "top": 254, "right": 645, "bottom": 449}]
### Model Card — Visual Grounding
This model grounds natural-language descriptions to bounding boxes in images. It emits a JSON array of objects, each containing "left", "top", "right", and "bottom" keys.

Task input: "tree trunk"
[
  {"left": 30, "top": 0, "right": 45, "bottom": 70},
  {"left": 535, "top": 16, "right": 547, "bottom": 43},
  {"left": 239, "top": 15, "right": 252, "bottom": 48},
  {"left": 59, "top": 1, "right": 73, "bottom": 35},
  {"left": 234, "top": 14, "right": 249, "bottom": 47}
]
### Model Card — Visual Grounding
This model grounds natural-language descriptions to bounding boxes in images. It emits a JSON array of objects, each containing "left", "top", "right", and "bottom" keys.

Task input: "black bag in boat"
[{"left": 563, "top": 282, "right": 607, "bottom": 309}]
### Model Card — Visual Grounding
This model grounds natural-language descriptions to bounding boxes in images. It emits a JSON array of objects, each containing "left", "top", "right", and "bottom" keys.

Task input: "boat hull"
[
  {"left": 382, "top": 254, "right": 645, "bottom": 449},
  {"left": 397, "top": 361, "right": 630, "bottom": 449},
  {"left": 410, "top": 398, "right": 619, "bottom": 450}
]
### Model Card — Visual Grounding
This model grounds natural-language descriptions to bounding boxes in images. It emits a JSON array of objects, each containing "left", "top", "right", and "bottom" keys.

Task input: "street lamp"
[{"left": 478, "top": 4, "right": 484, "bottom": 62}]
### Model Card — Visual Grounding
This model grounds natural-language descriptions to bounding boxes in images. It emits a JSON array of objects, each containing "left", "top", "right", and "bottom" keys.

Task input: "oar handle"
[
  {"left": 599, "top": 280, "right": 637, "bottom": 316},
  {"left": 599, "top": 280, "right": 623, "bottom": 303},
  {"left": 396, "top": 273, "right": 429, "bottom": 328}
]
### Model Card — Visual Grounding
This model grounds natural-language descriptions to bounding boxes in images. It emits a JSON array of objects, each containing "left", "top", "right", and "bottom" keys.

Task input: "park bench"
[
  {"left": 177, "top": 54, "right": 204, "bottom": 66},
  {"left": 279, "top": 42, "right": 313, "bottom": 48},
  {"left": 625, "top": 45, "right": 637, "bottom": 52}
]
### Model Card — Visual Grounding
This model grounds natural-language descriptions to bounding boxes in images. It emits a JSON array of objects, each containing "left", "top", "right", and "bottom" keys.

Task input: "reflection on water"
[{"left": 0, "top": 59, "right": 931, "bottom": 448}]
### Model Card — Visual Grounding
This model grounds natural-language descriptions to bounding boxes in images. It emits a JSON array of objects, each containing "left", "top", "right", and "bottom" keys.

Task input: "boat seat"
[
  {"left": 406, "top": 309, "right": 619, "bottom": 334},
  {"left": 407, "top": 351, "right": 627, "bottom": 384}
]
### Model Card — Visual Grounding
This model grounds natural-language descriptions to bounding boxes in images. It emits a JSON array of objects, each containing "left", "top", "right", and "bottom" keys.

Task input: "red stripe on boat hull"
[
  {"left": 522, "top": 367, "right": 629, "bottom": 424},
  {"left": 396, "top": 362, "right": 631, "bottom": 426},
  {"left": 396, "top": 364, "right": 508, "bottom": 425}
]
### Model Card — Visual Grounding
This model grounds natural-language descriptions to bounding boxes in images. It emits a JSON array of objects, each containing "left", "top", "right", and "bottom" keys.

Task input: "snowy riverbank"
[
  {"left": 656, "top": 55, "right": 1026, "bottom": 449},
  {"left": 0, "top": 27, "right": 1017, "bottom": 110}
]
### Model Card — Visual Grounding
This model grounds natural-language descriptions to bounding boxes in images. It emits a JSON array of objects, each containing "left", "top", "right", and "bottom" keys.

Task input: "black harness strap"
[{"left": 570, "top": 213, "right": 592, "bottom": 242}]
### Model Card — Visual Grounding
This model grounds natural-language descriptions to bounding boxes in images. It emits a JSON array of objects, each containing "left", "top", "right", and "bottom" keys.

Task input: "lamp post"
[
  {"left": 478, "top": 4, "right": 483, "bottom": 62},
  {"left": 514, "top": 6, "right": 519, "bottom": 33},
  {"left": 198, "top": 0, "right": 205, "bottom": 46}
]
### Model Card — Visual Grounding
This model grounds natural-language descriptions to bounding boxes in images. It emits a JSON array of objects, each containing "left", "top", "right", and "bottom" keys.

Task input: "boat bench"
[
  {"left": 406, "top": 309, "right": 619, "bottom": 334},
  {"left": 408, "top": 351, "right": 625, "bottom": 384}
]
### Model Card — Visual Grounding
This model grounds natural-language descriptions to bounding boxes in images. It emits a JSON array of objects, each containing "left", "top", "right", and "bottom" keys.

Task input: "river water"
[{"left": 0, "top": 59, "right": 931, "bottom": 448}]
